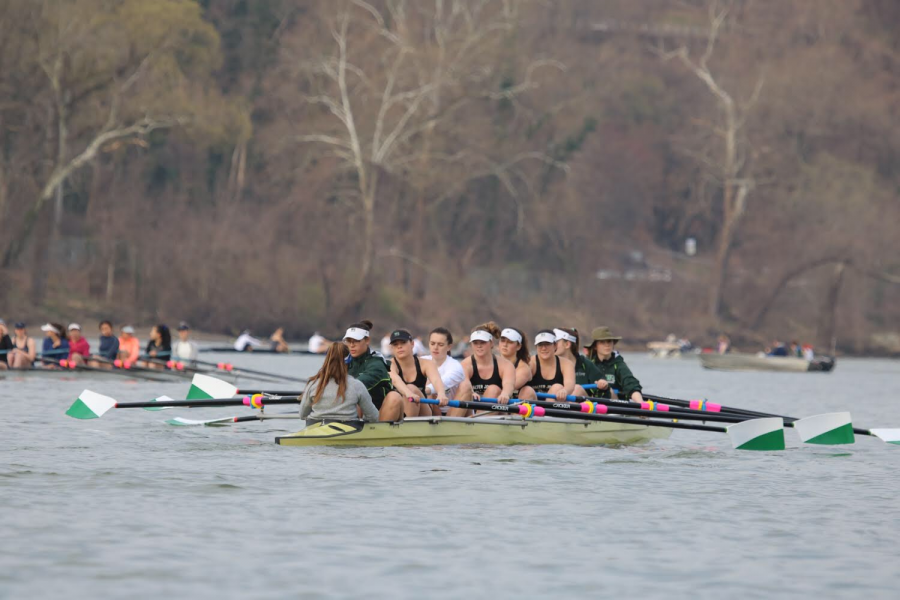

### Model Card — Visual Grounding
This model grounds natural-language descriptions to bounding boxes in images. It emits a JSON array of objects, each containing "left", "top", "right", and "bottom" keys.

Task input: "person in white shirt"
[
  {"left": 234, "top": 330, "right": 263, "bottom": 352},
  {"left": 420, "top": 327, "right": 473, "bottom": 415},
  {"left": 308, "top": 332, "right": 328, "bottom": 354},
  {"left": 412, "top": 336, "right": 427, "bottom": 357},
  {"left": 172, "top": 322, "right": 199, "bottom": 362}
]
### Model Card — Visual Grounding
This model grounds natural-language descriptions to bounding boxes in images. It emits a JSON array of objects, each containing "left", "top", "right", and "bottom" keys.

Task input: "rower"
[
  {"left": 497, "top": 327, "right": 536, "bottom": 401},
  {"left": 66, "top": 323, "right": 91, "bottom": 367},
  {"left": 117, "top": 325, "right": 140, "bottom": 365},
  {"left": 343, "top": 320, "right": 406, "bottom": 421},
  {"left": 422, "top": 327, "right": 474, "bottom": 415},
  {"left": 584, "top": 326, "right": 643, "bottom": 402},
  {"left": 88, "top": 320, "right": 119, "bottom": 368},
  {"left": 140, "top": 324, "right": 172, "bottom": 370},
  {"left": 388, "top": 329, "right": 448, "bottom": 417},
  {"left": 554, "top": 327, "right": 601, "bottom": 397},
  {"left": 173, "top": 322, "right": 199, "bottom": 363},
  {"left": 270, "top": 328, "right": 290, "bottom": 353},
  {"left": 308, "top": 331, "right": 329, "bottom": 354},
  {"left": 461, "top": 322, "right": 516, "bottom": 416},
  {"left": 0, "top": 320, "right": 10, "bottom": 371},
  {"left": 529, "top": 329, "right": 576, "bottom": 402},
  {"left": 234, "top": 330, "right": 263, "bottom": 352},
  {"left": 8, "top": 322, "right": 36, "bottom": 370},
  {"left": 300, "top": 342, "right": 379, "bottom": 425},
  {"left": 40, "top": 323, "right": 69, "bottom": 367}
]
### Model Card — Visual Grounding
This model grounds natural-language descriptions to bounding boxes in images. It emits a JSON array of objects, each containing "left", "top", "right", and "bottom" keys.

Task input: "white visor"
[
  {"left": 122, "top": 326, "right": 135, "bottom": 334},
  {"left": 554, "top": 328, "right": 576, "bottom": 344},
  {"left": 344, "top": 327, "right": 369, "bottom": 341},
  {"left": 500, "top": 328, "right": 522, "bottom": 344},
  {"left": 470, "top": 330, "right": 493, "bottom": 343},
  {"left": 535, "top": 332, "right": 556, "bottom": 345},
  {"left": 68, "top": 323, "right": 81, "bottom": 331},
  {"left": 41, "top": 323, "right": 60, "bottom": 334}
]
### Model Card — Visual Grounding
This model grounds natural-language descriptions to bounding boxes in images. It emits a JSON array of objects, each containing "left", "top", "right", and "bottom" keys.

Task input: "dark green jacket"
[
  {"left": 347, "top": 349, "right": 393, "bottom": 404},
  {"left": 573, "top": 354, "right": 602, "bottom": 388},
  {"left": 589, "top": 351, "right": 642, "bottom": 400}
]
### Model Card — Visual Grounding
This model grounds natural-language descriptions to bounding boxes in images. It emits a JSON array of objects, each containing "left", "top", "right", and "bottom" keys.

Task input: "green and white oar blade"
[
  {"left": 727, "top": 417, "right": 785, "bottom": 451},
  {"left": 869, "top": 429, "right": 900, "bottom": 445},
  {"left": 793, "top": 412, "right": 855, "bottom": 445},
  {"left": 166, "top": 416, "right": 237, "bottom": 427},
  {"left": 66, "top": 390, "right": 117, "bottom": 420},
  {"left": 186, "top": 374, "right": 237, "bottom": 400},
  {"left": 143, "top": 395, "right": 175, "bottom": 411}
]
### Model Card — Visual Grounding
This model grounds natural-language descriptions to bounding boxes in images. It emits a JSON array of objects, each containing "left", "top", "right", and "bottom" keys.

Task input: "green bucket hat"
[{"left": 585, "top": 326, "right": 622, "bottom": 346}]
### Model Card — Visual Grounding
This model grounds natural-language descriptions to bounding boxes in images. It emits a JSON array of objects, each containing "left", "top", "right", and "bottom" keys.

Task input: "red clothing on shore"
[{"left": 68, "top": 337, "right": 90, "bottom": 359}]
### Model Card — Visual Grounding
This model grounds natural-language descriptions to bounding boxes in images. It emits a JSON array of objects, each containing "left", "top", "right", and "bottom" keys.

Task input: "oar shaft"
[
  {"left": 534, "top": 393, "right": 741, "bottom": 423},
  {"left": 417, "top": 398, "right": 726, "bottom": 433},
  {"left": 115, "top": 396, "right": 301, "bottom": 409}
]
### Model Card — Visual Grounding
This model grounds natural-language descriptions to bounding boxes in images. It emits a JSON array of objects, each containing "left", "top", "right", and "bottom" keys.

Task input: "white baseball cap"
[
  {"left": 554, "top": 328, "right": 576, "bottom": 344},
  {"left": 344, "top": 327, "right": 370, "bottom": 341},
  {"left": 40, "top": 323, "right": 60, "bottom": 334},
  {"left": 121, "top": 325, "right": 135, "bottom": 334},
  {"left": 68, "top": 323, "right": 81, "bottom": 331},
  {"left": 470, "top": 330, "right": 493, "bottom": 343},
  {"left": 499, "top": 328, "right": 522, "bottom": 344},
  {"left": 534, "top": 332, "right": 556, "bottom": 345}
]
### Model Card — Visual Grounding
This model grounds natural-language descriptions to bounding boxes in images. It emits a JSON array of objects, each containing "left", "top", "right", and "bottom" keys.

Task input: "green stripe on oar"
[
  {"left": 66, "top": 390, "right": 117, "bottom": 419},
  {"left": 187, "top": 374, "right": 238, "bottom": 400},
  {"left": 142, "top": 395, "right": 176, "bottom": 411},
  {"left": 726, "top": 418, "right": 786, "bottom": 451},
  {"left": 793, "top": 412, "right": 855, "bottom": 445}
]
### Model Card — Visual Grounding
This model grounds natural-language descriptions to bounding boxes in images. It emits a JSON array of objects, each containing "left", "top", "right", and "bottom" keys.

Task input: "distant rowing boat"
[
  {"left": 0, "top": 367, "right": 238, "bottom": 384},
  {"left": 699, "top": 353, "right": 836, "bottom": 373},
  {"left": 199, "top": 346, "right": 318, "bottom": 355},
  {"left": 275, "top": 415, "right": 672, "bottom": 447}
]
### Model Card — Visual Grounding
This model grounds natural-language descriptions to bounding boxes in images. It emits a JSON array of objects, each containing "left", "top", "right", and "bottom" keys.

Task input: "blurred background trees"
[{"left": 1, "top": 0, "right": 898, "bottom": 354}]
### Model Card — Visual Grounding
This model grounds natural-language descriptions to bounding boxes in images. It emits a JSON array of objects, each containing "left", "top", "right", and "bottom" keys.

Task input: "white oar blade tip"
[
  {"left": 143, "top": 395, "right": 176, "bottom": 411},
  {"left": 727, "top": 417, "right": 785, "bottom": 451},
  {"left": 166, "top": 416, "right": 237, "bottom": 427},
  {"left": 187, "top": 374, "right": 238, "bottom": 400},
  {"left": 870, "top": 429, "right": 900, "bottom": 445},
  {"left": 66, "top": 390, "right": 117, "bottom": 419},
  {"left": 794, "top": 412, "right": 855, "bottom": 445}
]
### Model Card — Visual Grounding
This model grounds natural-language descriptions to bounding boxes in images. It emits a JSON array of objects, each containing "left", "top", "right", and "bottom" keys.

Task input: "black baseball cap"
[
  {"left": 14, "top": 322, "right": 26, "bottom": 329},
  {"left": 389, "top": 329, "right": 413, "bottom": 343},
  {"left": 177, "top": 322, "right": 190, "bottom": 331}
]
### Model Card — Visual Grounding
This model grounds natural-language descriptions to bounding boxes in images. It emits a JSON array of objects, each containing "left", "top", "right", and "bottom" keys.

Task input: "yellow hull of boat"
[{"left": 275, "top": 416, "right": 672, "bottom": 447}]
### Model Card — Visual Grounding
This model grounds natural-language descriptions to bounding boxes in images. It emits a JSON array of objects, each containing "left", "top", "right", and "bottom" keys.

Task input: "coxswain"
[
  {"left": 173, "top": 322, "right": 199, "bottom": 362},
  {"left": 584, "top": 326, "right": 643, "bottom": 402},
  {"left": 461, "top": 322, "right": 516, "bottom": 416},
  {"left": 66, "top": 323, "right": 91, "bottom": 367},
  {"left": 529, "top": 329, "right": 576, "bottom": 402},
  {"left": 343, "top": 320, "right": 406, "bottom": 421},
  {"left": 388, "top": 329, "right": 448, "bottom": 417},
  {"left": 496, "top": 327, "right": 536, "bottom": 401},
  {"left": 299, "top": 342, "right": 379, "bottom": 425},
  {"left": 554, "top": 327, "right": 601, "bottom": 397}
]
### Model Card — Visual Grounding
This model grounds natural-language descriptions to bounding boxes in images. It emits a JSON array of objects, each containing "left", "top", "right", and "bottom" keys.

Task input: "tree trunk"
[
  {"left": 29, "top": 208, "right": 53, "bottom": 304},
  {"left": 817, "top": 261, "right": 847, "bottom": 353},
  {"left": 709, "top": 182, "right": 749, "bottom": 320}
]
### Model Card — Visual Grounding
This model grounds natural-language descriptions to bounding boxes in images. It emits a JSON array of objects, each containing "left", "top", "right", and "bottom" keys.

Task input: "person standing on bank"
[
  {"left": 300, "top": 342, "right": 379, "bottom": 425},
  {"left": 585, "top": 326, "right": 644, "bottom": 402}
]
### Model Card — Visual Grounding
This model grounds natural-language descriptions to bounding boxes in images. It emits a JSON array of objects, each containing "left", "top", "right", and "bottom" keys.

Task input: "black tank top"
[
  {"left": 469, "top": 356, "right": 503, "bottom": 395},
  {"left": 530, "top": 356, "right": 564, "bottom": 393},
  {"left": 396, "top": 355, "right": 428, "bottom": 391}
]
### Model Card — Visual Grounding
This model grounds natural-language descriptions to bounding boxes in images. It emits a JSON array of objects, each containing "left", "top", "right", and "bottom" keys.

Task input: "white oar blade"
[
  {"left": 726, "top": 417, "right": 785, "bottom": 451},
  {"left": 166, "top": 416, "right": 237, "bottom": 427},
  {"left": 66, "top": 390, "right": 117, "bottom": 420},
  {"left": 793, "top": 412, "right": 855, "bottom": 445},
  {"left": 142, "top": 395, "right": 176, "bottom": 411},
  {"left": 870, "top": 429, "right": 900, "bottom": 445},
  {"left": 187, "top": 374, "right": 238, "bottom": 400}
]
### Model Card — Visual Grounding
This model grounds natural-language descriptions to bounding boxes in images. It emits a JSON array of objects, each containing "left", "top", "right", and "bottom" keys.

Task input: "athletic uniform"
[
  {"left": 469, "top": 356, "right": 503, "bottom": 396},
  {"left": 589, "top": 351, "right": 642, "bottom": 400},
  {"left": 347, "top": 348, "right": 394, "bottom": 410},
  {"left": 530, "top": 356, "right": 565, "bottom": 394},
  {"left": 573, "top": 354, "right": 603, "bottom": 398},
  {"left": 396, "top": 355, "right": 428, "bottom": 391}
]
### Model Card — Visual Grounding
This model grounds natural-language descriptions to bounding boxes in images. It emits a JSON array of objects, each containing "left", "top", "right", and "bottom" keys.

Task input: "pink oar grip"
[
  {"left": 533, "top": 406, "right": 545, "bottom": 417},
  {"left": 594, "top": 404, "right": 608, "bottom": 414}
]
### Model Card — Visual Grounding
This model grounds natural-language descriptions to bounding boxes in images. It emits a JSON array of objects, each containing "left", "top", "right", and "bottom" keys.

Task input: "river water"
[{"left": 1, "top": 354, "right": 898, "bottom": 599}]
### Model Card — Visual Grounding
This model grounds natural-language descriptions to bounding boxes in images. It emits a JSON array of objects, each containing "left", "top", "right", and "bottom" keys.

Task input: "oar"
[
  {"left": 66, "top": 389, "right": 301, "bottom": 419},
  {"left": 582, "top": 385, "right": 900, "bottom": 446},
  {"left": 141, "top": 375, "right": 303, "bottom": 411},
  {"left": 87, "top": 354, "right": 193, "bottom": 379},
  {"left": 415, "top": 398, "right": 785, "bottom": 450},
  {"left": 37, "top": 356, "right": 174, "bottom": 382},
  {"left": 169, "top": 357, "right": 308, "bottom": 384},
  {"left": 166, "top": 413, "right": 301, "bottom": 427},
  {"left": 532, "top": 393, "right": 740, "bottom": 423}
]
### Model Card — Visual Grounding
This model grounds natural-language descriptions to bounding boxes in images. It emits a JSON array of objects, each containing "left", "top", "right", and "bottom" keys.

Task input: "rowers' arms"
[
  {"left": 497, "top": 357, "right": 516, "bottom": 404},
  {"left": 559, "top": 356, "right": 576, "bottom": 401},
  {"left": 420, "top": 359, "right": 448, "bottom": 405},
  {"left": 388, "top": 360, "right": 419, "bottom": 400},
  {"left": 352, "top": 379, "right": 379, "bottom": 421},
  {"left": 615, "top": 358, "right": 644, "bottom": 402},
  {"left": 514, "top": 361, "right": 533, "bottom": 390},
  {"left": 426, "top": 358, "right": 465, "bottom": 397}
]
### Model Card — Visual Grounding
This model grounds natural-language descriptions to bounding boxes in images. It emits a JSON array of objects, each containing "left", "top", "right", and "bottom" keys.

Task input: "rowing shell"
[
  {"left": 0, "top": 368, "right": 237, "bottom": 384},
  {"left": 275, "top": 415, "right": 672, "bottom": 447}
]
